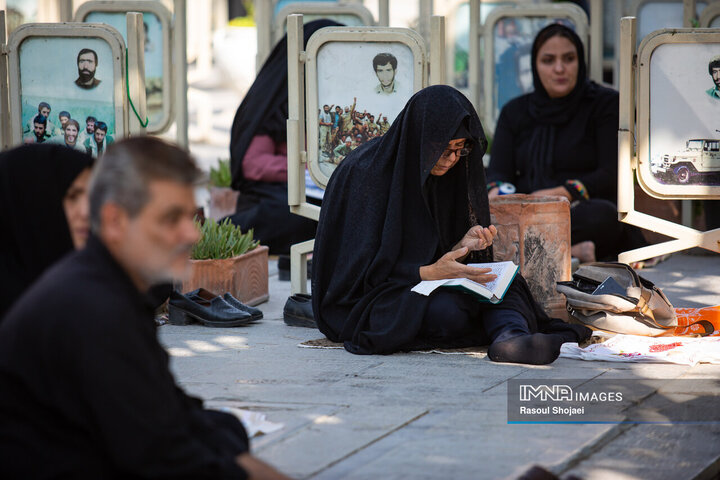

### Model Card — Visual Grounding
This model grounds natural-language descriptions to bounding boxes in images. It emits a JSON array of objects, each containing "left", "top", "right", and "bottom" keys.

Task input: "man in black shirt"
[{"left": 0, "top": 137, "right": 288, "bottom": 479}]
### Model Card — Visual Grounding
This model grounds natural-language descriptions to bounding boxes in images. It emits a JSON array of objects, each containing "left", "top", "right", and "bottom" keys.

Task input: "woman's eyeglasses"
[{"left": 439, "top": 145, "right": 472, "bottom": 160}]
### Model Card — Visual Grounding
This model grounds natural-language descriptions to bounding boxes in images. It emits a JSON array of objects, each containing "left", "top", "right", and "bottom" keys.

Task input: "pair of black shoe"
[
  {"left": 283, "top": 293, "right": 315, "bottom": 328},
  {"left": 169, "top": 288, "right": 263, "bottom": 328}
]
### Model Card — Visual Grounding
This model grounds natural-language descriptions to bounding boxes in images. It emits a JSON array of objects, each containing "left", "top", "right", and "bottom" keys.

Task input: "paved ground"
[{"left": 159, "top": 252, "right": 720, "bottom": 480}]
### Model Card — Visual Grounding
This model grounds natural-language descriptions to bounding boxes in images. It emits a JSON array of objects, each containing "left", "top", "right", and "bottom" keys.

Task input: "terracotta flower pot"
[
  {"left": 490, "top": 194, "right": 572, "bottom": 320},
  {"left": 208, "top": 186, "right": 240, "bottom": 221},
  {"left": 180, "top": 245, "right": 269, "bottom": 306}
]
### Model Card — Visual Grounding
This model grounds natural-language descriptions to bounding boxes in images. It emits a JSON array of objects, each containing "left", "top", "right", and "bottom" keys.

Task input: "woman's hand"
[
  {"left": 454, "top": 225, "right": 498, "bottom": 255},
  {"left": 419, "top": 247, "right": 498, "bottom": 283},
  {"left": 488, "top": 187, "right": 500, "bottom": 199},
  {"left": 531, "top": 186, "right": 571, "bottom": 201}
]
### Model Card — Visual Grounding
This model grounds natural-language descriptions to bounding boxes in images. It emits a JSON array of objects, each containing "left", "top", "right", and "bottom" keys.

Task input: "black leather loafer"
[
  {"left": 283, "top": 293, "right": 315, "bottom": 328},
  {"left": 221, "top": 292, "right": 263, "bottom": 321},
  {"left": 168, "top": 289, "right": 254, "bottom": 327}
]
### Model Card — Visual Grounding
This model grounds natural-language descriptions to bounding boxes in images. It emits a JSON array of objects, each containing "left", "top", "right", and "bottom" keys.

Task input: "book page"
[
  {"left": 410, "top": 279, "right": 447, "bottom": 296},
  {"left": 467, "top": 262, "right": 514, "bottom": 295},
  {"left": 411, "top": 261, "right": 517, "bottom": 299}
]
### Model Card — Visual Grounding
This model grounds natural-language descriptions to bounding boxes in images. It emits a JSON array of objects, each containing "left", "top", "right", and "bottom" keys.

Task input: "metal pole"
[
  {"left": 617, "top": 17, "right": 636, "bottom": 215},
  {"left": 430, "top": 16, "right": 446, "bottom": 85},
  {"left": 127, "top": 12, "right": 147, "bottom": 136},
  {"left": 378, "top": 0, "right": 389, "bottom": 26},
  {"left": 286, "top": 14, "right": 310, "bottom": 295},
  {"left": 589, "top": 0, "right": 603, "bottom": 83},
  {"left": 419, "top": 0, "right": 433, "bottom": 45},
  {"left": 58, "top": 0, "right": 73, "bottom": 22},
  {"left": 286, "top": 14, "right": 304, "bottom": 208},
  {"left": 682, "top": 0, "right": 697, "bottom": 225},
  {"left": 468, "top": 0, "right": 479, "bottom": 109},
  {"left": 255, "top": 0, "right": 272, "bottom": 73},
  {"left": 683, "top": 0, "right": 697, "bottom": 27},
  {"left": 195, "top": 0, "right": 212, "bottom": 73},
  {"left": 174, "top": 0, "right": 188, "bottom": 148},
  {"left": 0, "top": 9, "right": 9, "bottom": 150}
]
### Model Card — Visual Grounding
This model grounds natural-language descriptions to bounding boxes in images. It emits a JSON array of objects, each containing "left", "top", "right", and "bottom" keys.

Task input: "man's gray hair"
[{"left": 89, "top": 137, "right": 203, "bottom": 232}]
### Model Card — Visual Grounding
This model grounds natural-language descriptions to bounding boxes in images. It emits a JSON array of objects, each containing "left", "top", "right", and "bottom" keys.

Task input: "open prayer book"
[{"left": 411, "top": 261, "right": 519, "bottom": 304}]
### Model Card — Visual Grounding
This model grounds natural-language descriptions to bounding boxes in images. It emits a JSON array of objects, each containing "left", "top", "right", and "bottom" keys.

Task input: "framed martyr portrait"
[
  {"left": 304, "top": 27, "right": 426, "bottom": 189},
  {"left": 481, "top": 4, "right": 588, "bottom": 133},
  {"left": 700, "top": 2, "right": 720, "bottom": 27},
  {"left": 75, "top": 1, "right": 173, "bottom": 134},
  {"left": 7, "top": 23, "right": 126, "bottom": 152},
  {"left": 632, "top": 0, "right": 708, "bottom": 42},
  {"left": 274, "top": 2, "right": 374, "bottom": 41},
  {"left": 637, "top": 29, "right": 720, "bottom": 198}
]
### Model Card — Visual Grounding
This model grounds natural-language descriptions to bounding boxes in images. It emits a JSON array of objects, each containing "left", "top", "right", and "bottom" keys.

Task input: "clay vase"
[
  {"left": 208, "top": 186, "right": 240, "bottom": 221},
  {"left": 489, "top": 194, "right": 571, "bottom": 320},
  {"left": 180, "top": 245, "right": 269, "bottom": 306}
]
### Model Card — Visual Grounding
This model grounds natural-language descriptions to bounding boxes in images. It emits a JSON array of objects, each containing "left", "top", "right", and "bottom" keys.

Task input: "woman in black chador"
[
  {"left": 487, "top": 23, "right": 646, "bottom": 263},
  {"left": 312, "top": 85, "right": 590, "bottom": 363},
  {"left": 227, "top": 19, "right": 341, "bottom": 254},
  {"left": 0, "top": 144, "right": 94, "bottom": 319}
]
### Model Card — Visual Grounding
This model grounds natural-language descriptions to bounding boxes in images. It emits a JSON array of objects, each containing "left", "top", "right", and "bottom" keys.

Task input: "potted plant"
[
  {"left": 208, "top": 158, "right": 239, "bottom": 220},
  {"left": 180, "top": 218, "right": 269, "bottom": 306}
]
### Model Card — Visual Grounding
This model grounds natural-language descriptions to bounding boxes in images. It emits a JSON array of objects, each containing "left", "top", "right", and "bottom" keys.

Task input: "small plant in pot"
[
  {"left": 208, "top": 159, "right": 239, "bottom": 220},
  {"left": 180, "top": 218, "right": 269, "bottom": 306}
]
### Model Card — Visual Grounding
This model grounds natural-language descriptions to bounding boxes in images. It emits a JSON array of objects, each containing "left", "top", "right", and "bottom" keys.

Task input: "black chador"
[
  {"left": 0, "top": 144, "right": 93, "bottom": 319},
  {"left": 312, "top": 85, "right": 590, "bottom": 362}
]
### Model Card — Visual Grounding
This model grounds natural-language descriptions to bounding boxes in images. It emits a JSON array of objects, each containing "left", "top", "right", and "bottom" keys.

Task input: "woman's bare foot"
[{"left": 571, "top": 241, "right": 596, "bottom": 264}]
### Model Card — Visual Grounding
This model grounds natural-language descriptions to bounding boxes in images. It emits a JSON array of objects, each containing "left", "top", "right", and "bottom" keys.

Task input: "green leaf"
[
  {"left": 209, "top": 158, "right": 232, "bottom": 188},
  {"left": 191, "top": 217, "right": 259, "bottom": 260}
]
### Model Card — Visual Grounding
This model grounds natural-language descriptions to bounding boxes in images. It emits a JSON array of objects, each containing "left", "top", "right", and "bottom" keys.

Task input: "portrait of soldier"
[
  {"left": 706, "top": 55, "right": 720, "bottom": 100},
  {"left": 48, "top": 119, "right": 86, "bottom": 152},
  {"left": 23, "top": 115, "right": 47, "bottom": 144},
  {"left": 75, "top": 48, "right": 101, "bottom": 89},
  {"left": 85, "top": 121, "right": 113, "bottom": 158},
  {"left": 77, "top": 116, "right": 97, "bottom": 145},
  {"left": 373, "top": 52, "right": 398, "bottom": 95},
  {"left": 57, "top": 111, "right": 71, "bottom": 131},
  {"left": 318, "top": 104, "right": 333, "bottom": 155},
  {"left": 24, "top": 102, "right": 61, "bottom": 138}
]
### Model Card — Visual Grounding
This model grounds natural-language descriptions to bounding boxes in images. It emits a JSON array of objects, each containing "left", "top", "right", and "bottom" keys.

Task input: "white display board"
[
  {"left": 479, "top": 3, "right": 588, "bottom": 133},
  {"left": 637, "top": 29, "right": 720, "bottom": 198},
  {"left": 75, "top": 1, "right": 173, "bottom": 134},
  {"left": 6, "top": 23, "right": 128, "bottom": 150}
]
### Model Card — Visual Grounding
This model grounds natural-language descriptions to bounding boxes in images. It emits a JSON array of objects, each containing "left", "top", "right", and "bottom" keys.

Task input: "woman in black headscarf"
[
  {"left": 227, "top": 19, "right": 342, "bottom": 254},
  {"left": 312, "top": 85, "right": 590, "bottom": 363},
  {"left": 0, "top": 144, "right": 94, "bottom": 319},
  {"left": 488, "top": 23, "right": 646, "bottom": 262}
]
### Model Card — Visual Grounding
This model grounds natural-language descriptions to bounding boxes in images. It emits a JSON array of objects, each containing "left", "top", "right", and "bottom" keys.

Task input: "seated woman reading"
[
  {"left": 312, "top": 85, "right": 590, "bottom": 364},
  {"left": 487, "top": 24, "right": 645, "bottom": 262}
]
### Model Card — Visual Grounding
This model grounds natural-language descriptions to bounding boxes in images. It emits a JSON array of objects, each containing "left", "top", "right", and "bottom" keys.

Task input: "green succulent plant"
[
  {"left": 192, "top": 218, "right": 259, "bottom": 260},
  {"left": 209, "top": 158, "right": 232, "bottom": 188}
]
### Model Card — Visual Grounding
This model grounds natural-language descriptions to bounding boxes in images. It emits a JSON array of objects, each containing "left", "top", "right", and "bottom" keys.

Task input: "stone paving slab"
[
  {"left": 159, "top": 254, "right": 720, "bottom": 479},
  {"left": 563, "top": 423, "right": 720, "bottom": 480}
]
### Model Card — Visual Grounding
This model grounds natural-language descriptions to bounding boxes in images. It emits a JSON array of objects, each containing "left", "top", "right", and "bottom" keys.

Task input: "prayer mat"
[{"left": 299, "top": 338, "right": 488, "bottom": 356}]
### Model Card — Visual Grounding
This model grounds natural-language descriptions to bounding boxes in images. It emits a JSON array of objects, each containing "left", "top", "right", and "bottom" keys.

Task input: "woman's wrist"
[{"left": 419, "top": 264, "right": 435, "bottom": 281}]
